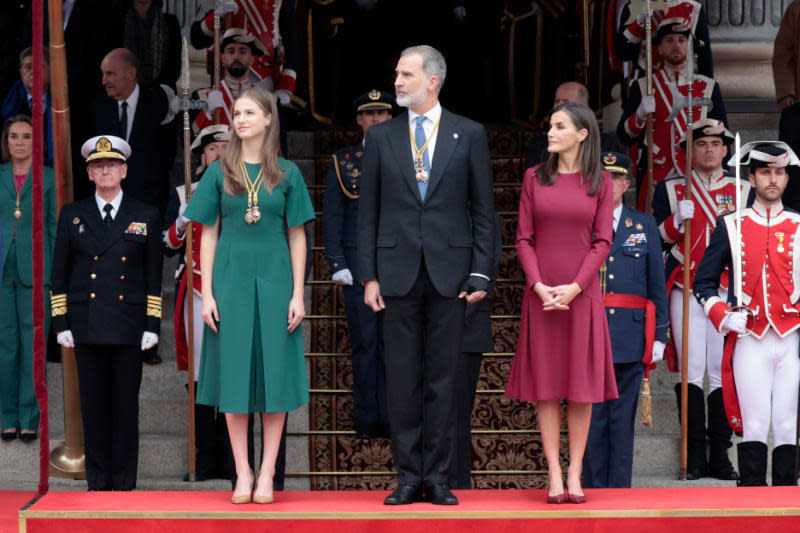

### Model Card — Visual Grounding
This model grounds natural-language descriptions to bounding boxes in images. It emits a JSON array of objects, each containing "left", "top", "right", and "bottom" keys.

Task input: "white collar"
[
  {"left": 613, "top": 203, "right": 623, "bottom": 232},
  {"left": 751, "top": 199, "right": 784, "bottom": 219},
  {"left": 95, "top": 189, "right": 123, "bottom": 216},
  {"left": 407, "top": 102, "right": 442, "bottom": 127},
  {"left": 120, "top": 83, "right": 140, "bottom": 109}
]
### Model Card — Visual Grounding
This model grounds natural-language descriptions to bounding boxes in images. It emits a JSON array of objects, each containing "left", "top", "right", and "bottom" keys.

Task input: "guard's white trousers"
[
  {"left": 670, "top": 288, "right": 726, "bottom": 390},
  {"left": 734, "top": 329, "right": 800, "bottom": 446},
  {"left": 184, "top": 289, "right": 204, "bottom": 382}
]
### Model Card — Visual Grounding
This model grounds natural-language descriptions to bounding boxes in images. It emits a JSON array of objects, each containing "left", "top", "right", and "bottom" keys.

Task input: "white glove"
[
  {"left": 176, "top": 204, "right": 190, "bottom": 233},
  {"left": 332, "top": 268, "right": 354, "bottom": 286},
  {"left": 651, "top": 340, "right": 665, "bottom": 364},
  {"left": 57, "top": 330, "right": 74, "bottom": 348},
  {"left": 674, "top": 200, "right": 695, "bottom": 225},
  {"left": 636, "top": 94, "right": 656, "bottom": 120},
  {"left": 453, "top": 6, "right": 467, "bottom": 21},
  {"left": 141, "top": 332, "right": 159, "bottom": 351},
  {"left": 275, "top": 89, "right": 291, "bottom": 106},
  {"left": 205, "top": 90, "right": 224, "bottom": 115},
  {"left": 636, "top": 8, "right": 648, "bottom": 26},
  {"left": 720, "top": 311, "right": 749, "bottom": 335},
  {"left": 215, "top": 0, "right": 239, "bottom": 17}
]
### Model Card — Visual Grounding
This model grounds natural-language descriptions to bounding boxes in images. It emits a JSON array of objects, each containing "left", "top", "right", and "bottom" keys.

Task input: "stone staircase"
[{"left": 0, "top": 113, "right": 781, "bottom": 491}]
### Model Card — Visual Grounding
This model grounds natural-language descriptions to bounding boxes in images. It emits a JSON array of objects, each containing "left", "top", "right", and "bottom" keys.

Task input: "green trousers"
[{"left": 0, "top": 242, "right": 49, "bottom": 431}]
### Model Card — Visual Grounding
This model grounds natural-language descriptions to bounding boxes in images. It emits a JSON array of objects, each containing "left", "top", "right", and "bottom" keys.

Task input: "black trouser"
[
  {"left": 449, "top": 350, "right": 483, "bottom": 490},
  {"left": 382, "top": 260, "right": 466, "bottom": 486},
  {"left": 342, "top": 282, "right": 388, "bottom": 430},
  {"left": 75, "top": 344, "right": 143, "bottom": 491}
]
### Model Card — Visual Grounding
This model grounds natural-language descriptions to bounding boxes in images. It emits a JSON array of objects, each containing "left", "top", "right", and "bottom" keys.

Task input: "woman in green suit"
[
  {"left": 185, "top": 87, "right": 314, "bottom": 504},
  {"left": 0, "top": 114, "right": 57, "bottom": 442}
]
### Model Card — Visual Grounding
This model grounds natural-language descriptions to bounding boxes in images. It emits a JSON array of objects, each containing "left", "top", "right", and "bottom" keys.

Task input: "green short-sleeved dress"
[{"left": 183, "top": 159, "right": 315, "bottom": 413}]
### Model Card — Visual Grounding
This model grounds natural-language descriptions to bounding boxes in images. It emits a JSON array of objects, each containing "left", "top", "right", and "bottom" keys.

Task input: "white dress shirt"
[
  {"left": 612, "top": 203, "right": 623, "bottom": 233},
  {"left": 407, "top": 102, "right": 442, "bottom": 165},
  {"left": 95, "top": 190, "right": 123, "bottom": 221},
  {"left": 118, "top": 84, "right": 140, "bottom": 141}
]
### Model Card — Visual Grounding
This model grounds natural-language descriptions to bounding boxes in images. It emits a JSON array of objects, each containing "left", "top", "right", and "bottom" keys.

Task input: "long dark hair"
[{"left": 536, "top": 103, "right": 603, "bottom": 195}]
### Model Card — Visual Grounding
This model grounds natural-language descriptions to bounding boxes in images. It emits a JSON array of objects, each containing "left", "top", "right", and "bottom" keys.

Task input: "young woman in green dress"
[{"left": 184, "top": 87, "right": 315, "bottom": 504}]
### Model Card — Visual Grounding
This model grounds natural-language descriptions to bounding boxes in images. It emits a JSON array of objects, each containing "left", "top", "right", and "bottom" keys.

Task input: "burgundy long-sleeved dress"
[{"left": 505, "top": 167, "right": 618, "bottom": 403}]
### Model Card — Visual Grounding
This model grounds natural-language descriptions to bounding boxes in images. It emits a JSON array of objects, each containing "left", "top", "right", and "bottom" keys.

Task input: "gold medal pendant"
[
  {"left": 13, "top": 208, "right": 22, "bottom": 220},
  {"left": 250, "top": 205, "right": 261, "bottom": 223},
  {"left": 776, "top": 232, "right": 786, "bottom": 253},
  {"left": 244, "top": 209, "right": 254, "bottom": 225},
  {"left": 241, "top": 161, "right": 264, "bottom": 225},
  {"left": 414, "top": 157, "right": 429, "bottom": 183}
]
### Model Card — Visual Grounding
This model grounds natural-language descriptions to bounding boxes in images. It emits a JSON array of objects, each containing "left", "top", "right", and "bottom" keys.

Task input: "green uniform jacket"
[{"left": 0, "top": 163, "right": 57, "bottom": 286}]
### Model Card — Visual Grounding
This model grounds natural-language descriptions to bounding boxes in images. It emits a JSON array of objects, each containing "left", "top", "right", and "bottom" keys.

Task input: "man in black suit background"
[
  {"left": 51, "top": 135, "right": 163, "bottom": 490},
  {"left": 90, "top": 48, "right": 176, "bottom": 218},
  {"left": 357, "top": 45, "right": 494, "bottom": 506}
]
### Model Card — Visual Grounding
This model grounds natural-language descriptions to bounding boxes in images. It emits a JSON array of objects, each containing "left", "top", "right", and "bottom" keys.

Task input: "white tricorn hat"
[
  {"left": 728, "top": 141, "right": 800, "bottom": 169},
  {"left": 190, "top": 124, "right": 231, "bottom": 153}
]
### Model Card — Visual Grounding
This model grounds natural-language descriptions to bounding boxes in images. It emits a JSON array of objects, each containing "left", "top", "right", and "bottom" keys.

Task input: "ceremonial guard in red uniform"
[
  {"left": 192, "top": 29, "right": 268, "bottom": 134},
  {"left": 163, "top": 125, "right": 231, "bottom": 481},
  {"left": 694, "top": 142, "right": 800, "bottom": 486},
  {"left": 190, "top": 0, "right": 299, "bottom": 103},
  {"left": 652, "top": 119, "right": 747, "bottom": 480},
  {"left": 617, "top": 5, "right": 727, "bottom": 203}
]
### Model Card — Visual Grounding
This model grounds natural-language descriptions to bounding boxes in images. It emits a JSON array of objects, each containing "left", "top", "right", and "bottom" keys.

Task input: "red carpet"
[
  {"left": 1, "top": 491, "right": 35, "bottom": 533},
  {"left": 19, "top": 488, "right": 800, "bottom": 533}
]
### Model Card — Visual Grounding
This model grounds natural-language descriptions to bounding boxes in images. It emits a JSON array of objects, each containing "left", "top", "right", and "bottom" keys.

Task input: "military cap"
[
  {"left": 353, "top": 89, "right": 394, "bottom": 114},
  {"left": 81, "top": 135, "right": 131, "bottom": 163},
  {"left": 602, "top": 152, "right": 633, "bottom": 176}
]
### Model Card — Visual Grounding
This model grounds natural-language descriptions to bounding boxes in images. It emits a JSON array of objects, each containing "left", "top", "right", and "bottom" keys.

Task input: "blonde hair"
[{"left": 220, "top": 87, "right": 283, "bottom": 195}]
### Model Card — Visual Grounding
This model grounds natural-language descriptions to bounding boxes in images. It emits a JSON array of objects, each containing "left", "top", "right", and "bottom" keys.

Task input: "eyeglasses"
[{"left": 88, "top": 161, "right": 123, "bottom": 172}]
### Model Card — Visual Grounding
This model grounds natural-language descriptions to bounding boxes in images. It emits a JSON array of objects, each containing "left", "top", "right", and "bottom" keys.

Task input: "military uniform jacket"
[
  {"left": 603, "top": 206, "right": 669, "bottom": 364},
  {"left": 694, "top": 201, "right": 800, "bottom": 339},
  {"left": 618, "top": 69, "right": 726, "bottom": 184},
  {"left": 50, "top": 195, "right": 163, "bottom": 346},
  {"left": 322, "top": 143, "right": 363, "bottom": 279},
  {"left": 653, "top": 170, "right": 751, "bottom": 291}
]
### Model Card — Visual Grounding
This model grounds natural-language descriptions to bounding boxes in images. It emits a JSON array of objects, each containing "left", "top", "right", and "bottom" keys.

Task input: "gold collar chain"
[
  {"left": 409, "top": 114, "right": 441, "bottom": 183},
  {"left": 240, "top": 161, "right": 264, "bottom": 224}
]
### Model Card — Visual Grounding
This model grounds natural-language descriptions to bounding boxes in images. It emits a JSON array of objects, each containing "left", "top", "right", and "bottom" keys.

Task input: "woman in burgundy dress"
[{"left": 505, "top": 103, "right": 616, "bottom": 503}]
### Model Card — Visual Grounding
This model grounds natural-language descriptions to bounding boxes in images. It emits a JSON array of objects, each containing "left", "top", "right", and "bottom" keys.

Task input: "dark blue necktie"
[{"left": 415, "top": 116, "right": 430, "bottom": 200}]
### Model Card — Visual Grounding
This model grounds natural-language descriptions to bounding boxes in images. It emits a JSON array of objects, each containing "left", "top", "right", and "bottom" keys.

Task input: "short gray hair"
[{"left": 400, "top": 45, "right": 447, "bottom": 92}]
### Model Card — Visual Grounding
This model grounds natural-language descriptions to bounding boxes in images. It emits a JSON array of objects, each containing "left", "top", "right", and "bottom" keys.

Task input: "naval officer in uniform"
[
  {"left": 582, "top": 152, "right": 669, "bottom": 488},
  {"left": 322, "top": 89, "right": 393, "bottom": 438},
  {"left": 51, "top": 135, "right": 163, "bottom": 490}
]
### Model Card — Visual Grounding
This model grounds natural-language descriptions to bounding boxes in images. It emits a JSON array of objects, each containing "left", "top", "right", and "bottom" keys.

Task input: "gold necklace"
[
  {"left": 408, "top": 115, "right": 441, "bottom": 183},
  {"left": 240, "top": 161, "right": 264, "bottom": 224},
  {"left": 13, "top": 188, "right": 22, "bottom": 220}
]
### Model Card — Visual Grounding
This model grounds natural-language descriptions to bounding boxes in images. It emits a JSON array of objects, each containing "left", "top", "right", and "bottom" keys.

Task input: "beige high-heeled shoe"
[
  {"left": 231, "top": 469, "right": 254, "bottom": 504},
  {"left": 253, "top": 471, "right": 274, "bottom": 504}
]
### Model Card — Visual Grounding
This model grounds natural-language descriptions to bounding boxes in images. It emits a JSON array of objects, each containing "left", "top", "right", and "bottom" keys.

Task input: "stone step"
[{"left": 632, "top": 433, "right": 739, "bottom": 477}]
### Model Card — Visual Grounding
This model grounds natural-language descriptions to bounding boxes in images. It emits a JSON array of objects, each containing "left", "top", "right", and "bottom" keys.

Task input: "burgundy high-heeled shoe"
[
  {"left": 566, "top": 490, "right": 586, "bottom": 504},
  {"left": 546, "top": 491, "right": 567, "bottom": 504}
]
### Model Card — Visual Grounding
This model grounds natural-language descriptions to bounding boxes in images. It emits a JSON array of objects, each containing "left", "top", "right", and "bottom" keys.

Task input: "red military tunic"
[
  {"left": 623, "top": 69, "right": 718, "bottom": 183},
  {"left": 164, "top": 183, "right": 203, "bottom": 371},
  {"left": 657, "top": 170, "right": 751, "bottom": 292}
]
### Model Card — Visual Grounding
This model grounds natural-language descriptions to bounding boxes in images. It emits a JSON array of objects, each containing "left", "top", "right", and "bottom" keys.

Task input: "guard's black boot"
[
  {"left": 676, "top": 383, "right": 708, "bottom": 479},
  {"left": 771, "top": 444, "right": 798, "bottom": 486},
  {"left": 737, "top": 441, "right": 768, "bottom": 487},
  {"left": 707, "top": 388, "right": 739, "bottom": 480}
]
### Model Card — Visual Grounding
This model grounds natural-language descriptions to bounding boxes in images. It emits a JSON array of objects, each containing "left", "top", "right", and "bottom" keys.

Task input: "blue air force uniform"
[
  {"left": 583, "top": 154, "right": 669, "bottom": 488},
  {"left": 322, "top": 136, "right": 388, "bottom": 437}
]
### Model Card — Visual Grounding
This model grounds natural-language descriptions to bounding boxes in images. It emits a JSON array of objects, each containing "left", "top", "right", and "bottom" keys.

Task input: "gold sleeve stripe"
[
  {"left": 146, "top": 308, "right": 162, "bottom": 318},
  {"left": 52, "top": 307, "right": 67, "bottom": 317}
]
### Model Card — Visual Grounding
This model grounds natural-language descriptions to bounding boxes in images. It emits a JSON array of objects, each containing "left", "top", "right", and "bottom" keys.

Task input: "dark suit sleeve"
[
  {"left": 708, "top": 83, "right": 728, "bottom": 126},
  {"left": 487, "top": 212, "right": 502, "bottom": 296},
  {"left": 190, "top": 10, "right": 214, "bottom": 50},
  {"left": 693, "top": 216, "right": 731, "bottom": 307},
  {"left": 617, "top": 79, "right": 644, "bottom": 147},
  {"left": 279, "top": 0, "right": 300, "bottom": 78},
  {"left": 644, "top": 214, "right": 669, "bottom": 343},
  {"left": 322, "top": 154, "right": 348, "bottom": 274},
  {"left": 357, "top": 130, "right": 381, "bottom": 282},
  {"left": 50, "top": 205, "right": 73, "bottom": 333},
  {"left": 145, "top": 208, "right": 164, "bottom": 334},
  {"left": 467, "top": 123, "right": 494, "bottom": 278},
  {"left": 162, "top": 188, "right": 182, "bottom": 258},
  {"left": 614, "top": 5, "right": 641, "bottom": 62}
]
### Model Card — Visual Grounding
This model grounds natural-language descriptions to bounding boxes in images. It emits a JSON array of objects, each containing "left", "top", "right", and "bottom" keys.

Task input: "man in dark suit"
[
  {"left": 357, "top": 45, "right": 495, "bottom": 506},
  {"left": 51, "top": 135, "right": 163, "bottom": 490},
  {"left": 582, "top": 152, "right": 669, "bottom": 488},
  {"left": 90, "top": 48, "right": 176, "bottom": 218},
  {"left": 323, "top": 89, "right": 394, "bottom": 439},
  {"left": 449, "top": 213, "right": 502, "bottom": 490}
]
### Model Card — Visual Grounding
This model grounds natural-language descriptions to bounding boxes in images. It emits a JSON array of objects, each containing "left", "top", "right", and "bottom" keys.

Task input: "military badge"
[
  {"left": 603, "top": 153, "right": 617, "bottom": 166},
  {"left": 73, "top": 217, "right": 80, "bottom": 225},
  {"left": 776, "top": 232, "right": 786, "bottom": 253},
  {"left": 95, "top": 137, "right": 112, "bottom": 153},
  {"left": 79, "top": 224, "right": 85, "bottom": 234},
  {"left": 368, "top": 89, "right": 381, "bottom": 100},
  {"left": 625, "top": 218, "right": 633, "bottom": 228},
  {"left": 125, "top": 222, "right": 147, "bottom": 236},
  {"left": 636, "top": 223, "right": 643, "bottom": 230},
  {"left": 352, "top": 169, "right": 360, "bottom": 177},
  {"left": 716, "top": 194, "right": 734, "bottom": 215},
  {"left": 624, "top": 233, "right": 647, "bottom": 247}
]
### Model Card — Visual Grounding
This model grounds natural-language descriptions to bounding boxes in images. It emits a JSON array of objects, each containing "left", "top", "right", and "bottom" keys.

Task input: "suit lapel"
[
  {"left": 424, "top": 109, "right": 459, "bottom": 204},
  {"left": 388, "top": 113, "right": 423, "bottom": 205},
  {"left": 99, "top": 195, "right": 135, "bottom": 255},
  {"left": 0, "top": 165, "right": 16, "bottom": 200},
  {"left": 75, "top": 198, "right": 106, "bottom": 253}
]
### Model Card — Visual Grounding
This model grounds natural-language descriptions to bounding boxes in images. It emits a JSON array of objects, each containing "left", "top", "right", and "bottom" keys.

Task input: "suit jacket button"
[
  {"left": 119, "top": 295, "right": 124, "bottom": 301},
  {"left": 120, "top": 275, "right": 126, "bottom": 280},
  {"left": 90, "top": 293, "right": 96, "bottom": 299},
  {"left": 90, "top": 273, "right": 96, "bottom": 279},
  {"left": 121, "top": 257, "right": 127, "bottom": 262},
  {"left": 417, "top": 233, "right": 422, "bottom": 238},
  {"left": 609, "top": 274, "right": 615, "bottom": 279},
  {"left": 609, "top": 256, "right": 614, "bottom": 262},
  {"left": 609, "top": 309, "right": 615, "bottom": 315}
]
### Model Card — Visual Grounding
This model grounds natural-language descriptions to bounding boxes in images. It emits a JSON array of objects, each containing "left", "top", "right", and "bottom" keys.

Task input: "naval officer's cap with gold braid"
[{"left": 81, "top": 135, "right": 132, "bottom": 163}]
